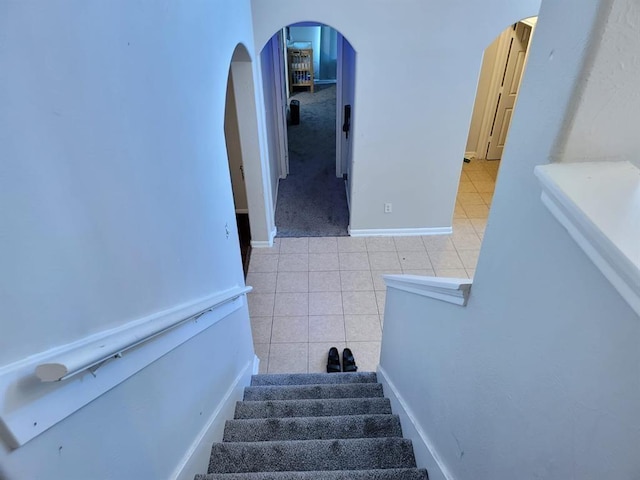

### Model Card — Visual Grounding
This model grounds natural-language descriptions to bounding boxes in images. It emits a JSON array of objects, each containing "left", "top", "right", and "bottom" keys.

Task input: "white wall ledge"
[
  {"left": 535, "top": 161, "right": 640, "bottom": 316},
  {"left": 384, "top": 274, "right": 472, "bottom": 306}
]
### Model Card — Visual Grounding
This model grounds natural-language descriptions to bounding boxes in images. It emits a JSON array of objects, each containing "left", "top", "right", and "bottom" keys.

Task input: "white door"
[{"left": 486, "top": 22, "right": 531, "bottom": 160}]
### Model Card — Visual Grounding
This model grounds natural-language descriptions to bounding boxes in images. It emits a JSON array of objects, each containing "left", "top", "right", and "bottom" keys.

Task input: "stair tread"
[
  {"left": 196, "top": 468, "right": 429, "bottom": 479},
  {"left": 234, "top": 398, "right": 392, "bottom": 419},
  {"left": 223, "top": 414, "right": 402, "bottom": 442},
  {"left": 250, "top": 372, "right": 377, "bottom": 386},
  {"left": 243, "top": 383, "right": 383, "bottom": 401},
  {"left": 208, "top": 438, "right": 417, "bottom": 474}
]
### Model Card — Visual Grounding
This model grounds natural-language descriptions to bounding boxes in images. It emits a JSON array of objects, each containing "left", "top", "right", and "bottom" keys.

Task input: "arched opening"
[
  {"left": 453, "top": 17, "right": 537, "bottom": 277},
  {"left": 259, "top": 24, "right": 356, "bottom": 238},
  {"left": 225, "top": 43, "right": 274, "bottom": 274}
]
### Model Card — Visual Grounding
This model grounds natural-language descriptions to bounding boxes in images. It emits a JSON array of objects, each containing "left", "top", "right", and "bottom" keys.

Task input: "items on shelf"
[{"left": 287, "top": 46, "right": 314, "bottom": 94}]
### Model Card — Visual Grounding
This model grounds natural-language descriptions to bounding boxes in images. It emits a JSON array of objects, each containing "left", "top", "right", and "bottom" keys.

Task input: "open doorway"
[
  {"left": 224, "top": 69, "right": 251, "bottom": 276},
  {"left": 466, "top": 19, "right": 536, "bottom": 162},
  {"left": 225, "top": 44, "right": 264, "bottom": 276},
  {"left": 260, "top": 24, "right": 356, "bottom": 237},
  {"left": 452, "top": 18, "right": 536, "bottom": 275}
]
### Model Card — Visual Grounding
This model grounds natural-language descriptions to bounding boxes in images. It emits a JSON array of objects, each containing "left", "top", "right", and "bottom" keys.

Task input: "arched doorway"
[
  {"left": 259, "top": 25, "right": 356, "bottom": 237},
  {"left": 224, "top": 44, "right": 276, "bottom": 273},
  {"left": 453, "top": 17, "right": 537, "bottom": 278}
]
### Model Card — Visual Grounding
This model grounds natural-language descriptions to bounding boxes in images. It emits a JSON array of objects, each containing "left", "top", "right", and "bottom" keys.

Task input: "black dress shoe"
[
  {"left": 342, "top": 348, "right": 358, "bottom": 372},
  {"left": 327, "top": 347, "right": 341, "bottom": 373}
]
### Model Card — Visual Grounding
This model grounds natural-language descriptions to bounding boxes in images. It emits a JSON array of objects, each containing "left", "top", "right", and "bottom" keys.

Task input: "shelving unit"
[{"left": 287, "top": 47, "right": 314, "bottom": 94}]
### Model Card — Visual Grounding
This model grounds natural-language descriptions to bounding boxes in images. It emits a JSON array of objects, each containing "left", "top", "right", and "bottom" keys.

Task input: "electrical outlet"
[{"left": 384, "top": 203, "right": 392, "bottom": 213}]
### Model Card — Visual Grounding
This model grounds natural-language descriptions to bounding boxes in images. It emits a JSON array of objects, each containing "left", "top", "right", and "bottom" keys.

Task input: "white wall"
[
  {"left": 379, "top": 1, "right": 640, "bottom": 478},
  {"left": 559, "top": 0, "right": 640, "bottom": 168},
  {"left": 0, "top": 0, "right": 258, "bottom": 477},
  {"left": 319, "top": 26, "right": 338, "bottom": 81},
  {"left": 251, "top": 0, "right": 540, "bottom": 233}
]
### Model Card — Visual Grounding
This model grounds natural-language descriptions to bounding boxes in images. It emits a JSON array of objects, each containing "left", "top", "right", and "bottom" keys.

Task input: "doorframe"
[
  {"left": 227, "top": 44, "right": 277, "bottom": 247},
  {"left": 269, "top": 32, "right": 290, "bottom": 179},
  {"left": 272, "top": 23, "right": 350, "bottom": 179},
  {"left": 336, "top": 33, "right": 345, "bottom": 178}
]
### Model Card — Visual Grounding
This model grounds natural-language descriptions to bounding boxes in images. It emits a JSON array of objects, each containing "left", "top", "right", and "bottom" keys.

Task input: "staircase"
[{"left": 195, "top": 372, "right": 428, "bottom": 480}]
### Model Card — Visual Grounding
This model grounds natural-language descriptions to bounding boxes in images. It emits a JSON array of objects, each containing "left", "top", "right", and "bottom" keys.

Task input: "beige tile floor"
[{"left": 248, "top": 158, "right": 499, "bottom": 374}]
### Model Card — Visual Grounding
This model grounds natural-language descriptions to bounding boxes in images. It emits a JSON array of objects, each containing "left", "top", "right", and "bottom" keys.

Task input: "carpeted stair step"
[
  {"left": 250, "top": 372, "right": 377, "bottom": 386},
  {"left": 195, "top": 467, "right": 429, "bottom": 479},
  {"left": 207, "top": 438, "right": 418, "bottom": 474},
  {"left": 223, "top": 414, "right": 402, "bottom": 442},
  {"left": 243, "top": 383, "right": 383, "bottom": 401},
  {"left": 234, "top": 398, "right": 392, "bottom": 419}
]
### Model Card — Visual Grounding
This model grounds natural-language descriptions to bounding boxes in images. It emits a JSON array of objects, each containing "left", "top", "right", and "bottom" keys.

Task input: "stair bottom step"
[{"left": 196, "top": 468, "right": 429, "bottom": 479}]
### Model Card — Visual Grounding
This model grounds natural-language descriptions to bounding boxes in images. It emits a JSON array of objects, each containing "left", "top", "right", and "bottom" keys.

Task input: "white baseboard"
[
  {"left": 173, "top": 358, "right": 254, "bottom": 480},
  {"left": 251, "top": 240, "right": 271, "bottom": 248},
  {"left": 464, "top": 151, "right": 476, "bottom": 160},
  {"left": 349, "top": 227, "right": 452, "bottom": 237},
  {"left": 251, "top": 227, "right": 278, "bottom": 248},
  {"left": 235, "top": 208, "right": 249, "bottom": 214},
  {"left": 377, "top": 366, "right": 454, "bottom": 480}
]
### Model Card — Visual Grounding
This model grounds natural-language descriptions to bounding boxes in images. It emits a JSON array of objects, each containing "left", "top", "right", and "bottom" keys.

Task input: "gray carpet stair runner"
[{"left": 195, "top": 372, "right": 428, "bottom": 480}]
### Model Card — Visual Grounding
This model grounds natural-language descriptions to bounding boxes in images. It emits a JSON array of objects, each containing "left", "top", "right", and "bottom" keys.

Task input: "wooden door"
[{"left": 486, "top": 22, "right": 532, "bottom": 160}]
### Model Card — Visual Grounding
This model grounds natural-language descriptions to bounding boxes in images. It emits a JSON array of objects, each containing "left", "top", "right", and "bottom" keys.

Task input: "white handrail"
[
  {"left": 35, "top": 286, "right": 252, "bottom": 382},
  {"left": 384, "top": 274, "right": 472, "bottom": 306}
]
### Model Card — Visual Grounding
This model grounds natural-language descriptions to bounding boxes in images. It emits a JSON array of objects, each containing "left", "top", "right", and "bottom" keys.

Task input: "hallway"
[
  {"left": 275, "top": 84, "right": 350, "bottom": 237},
  {"left": 248, "top": 158, "right": 498, "bottom": 373}
]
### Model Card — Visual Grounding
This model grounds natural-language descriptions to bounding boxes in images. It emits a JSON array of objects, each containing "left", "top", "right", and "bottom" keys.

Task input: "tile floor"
[{"left": 248, "top": 158, "right": 499, "bottom": 374}]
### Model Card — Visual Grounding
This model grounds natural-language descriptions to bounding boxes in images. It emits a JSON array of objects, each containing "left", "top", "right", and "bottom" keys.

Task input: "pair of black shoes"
[{"left": 327, "top": 347, "right": 357, "bottom": 373}]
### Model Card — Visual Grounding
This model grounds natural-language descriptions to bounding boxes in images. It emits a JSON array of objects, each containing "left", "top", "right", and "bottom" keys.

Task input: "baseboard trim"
[
  {"left": 377, "top": 366, "right": 454, "bottom": 480},
  {"left": 173, "top": 358, "right": 254, "bottom": 480},
  {"left": 464, "top": 151, "right": 476, "bottom": 160},
  {"left": 235, "top": 208, "right": 249, "bottom": 214},
  {"left": 349, "top": 227, "right": 452, "bottom": 237},
  {"left": 251, "top": 226, "right": 278, "bottom": 248}
]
